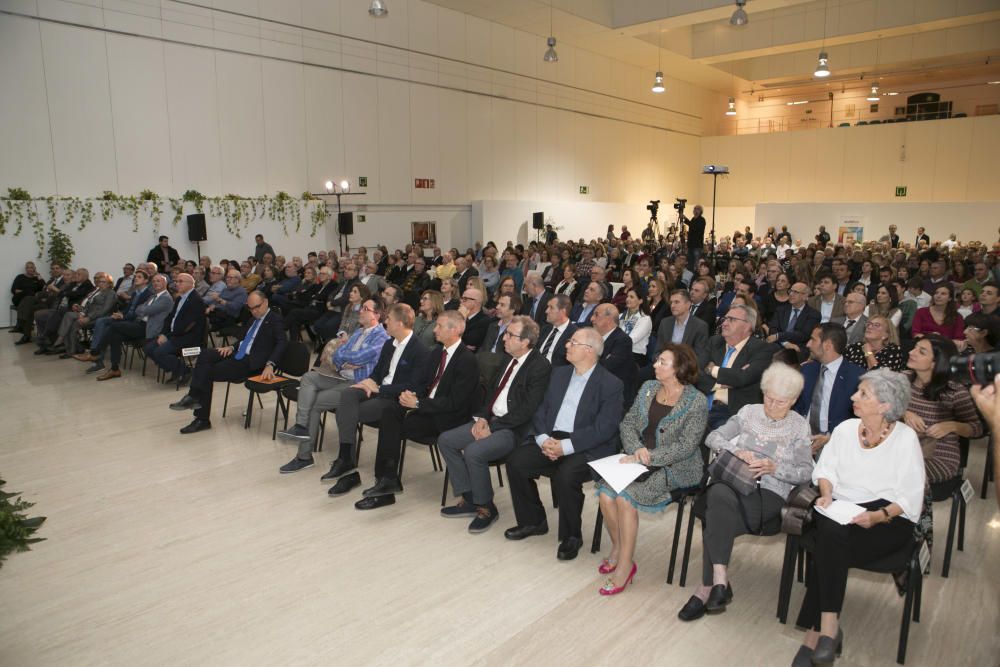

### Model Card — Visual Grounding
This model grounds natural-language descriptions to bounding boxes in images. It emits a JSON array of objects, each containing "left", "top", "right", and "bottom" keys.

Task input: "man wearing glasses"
[
  {"left": 170, "top": 291, "right": 287, "bottom": 434},
  {"left": 698, "top": 304, "right": 774, "bottom": 430},
  {"left": 841, "top": 292, "right": 868, "bottom": 345},
  {"left": 438, "top": 316, "right": 550, "bottom": 533},
  {"left": 766, "top": 281, "right": 820, "bottom": 361},
  {"left": 458, "top": 287, "right": 492, "bottom": 352},
  {"left": 504, "top": 327, "right": 623, "bottom": 561}
]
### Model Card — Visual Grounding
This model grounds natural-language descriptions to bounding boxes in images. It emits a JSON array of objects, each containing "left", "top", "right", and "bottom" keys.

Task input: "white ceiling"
[{"left": 423, "top": 0, "right": 1000, "bottom": 99}]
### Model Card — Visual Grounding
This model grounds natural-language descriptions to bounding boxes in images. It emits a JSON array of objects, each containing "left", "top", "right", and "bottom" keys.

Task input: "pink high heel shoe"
[
  {"left": 599, "top": 563, "right": 637, "bottom": 596},
  {"left": 598, "top": 558, "right": 618, "bottom": 574}
]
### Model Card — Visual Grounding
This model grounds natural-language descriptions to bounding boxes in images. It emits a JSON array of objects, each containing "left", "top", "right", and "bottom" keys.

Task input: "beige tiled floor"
[{"left": 1, "top": 340, "right": 998, "bottom": 666}]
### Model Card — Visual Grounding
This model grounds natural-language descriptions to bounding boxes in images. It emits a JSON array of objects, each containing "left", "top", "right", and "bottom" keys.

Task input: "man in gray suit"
[
  {"left": 841, "top": 292, "right": 868, "bottom": 346},
  {"left": 656, "top": 288, "right": 709, "bottom": 366},
  {"left": 95, "top": 274, "right": 174, "bottom": 380}
]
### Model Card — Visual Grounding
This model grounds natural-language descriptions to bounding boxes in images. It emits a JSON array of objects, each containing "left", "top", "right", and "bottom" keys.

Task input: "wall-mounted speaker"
[
  {"left": 532, "top": 211, "right": 544, "bottom": 230},
  {"left": 338, "top": 211, "right": 354, "bottom": 235},
  {"left": 186, "top": 214, "right": 207, "bottom": 242}
]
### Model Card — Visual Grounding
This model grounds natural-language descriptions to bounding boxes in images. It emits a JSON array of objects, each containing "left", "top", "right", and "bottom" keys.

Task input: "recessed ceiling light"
[
  {"left": 886, "top": 91, "right": 898, "bottom": 96},
  {"left": 988, "top": 81, "right": 1000, "bottom": 85},
  {"left": 786, "top": 100, "right": 809, "bottom": 106}
]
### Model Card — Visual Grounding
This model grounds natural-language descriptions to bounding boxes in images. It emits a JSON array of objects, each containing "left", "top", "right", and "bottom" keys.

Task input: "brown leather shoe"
[
  {"left": 74, "top": 352, "right": 97, "bottom": 362},
  {"left": 96, "top": 369, "right": 122, "bottom": 381}
]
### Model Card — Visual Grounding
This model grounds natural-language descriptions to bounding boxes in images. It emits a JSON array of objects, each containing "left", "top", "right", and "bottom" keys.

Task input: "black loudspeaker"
[
  {"left": 187, "top": 214, "right": 207, "bottom": 242},
  {"left": 532, "top": 211, "right": 544, "bottom": 230},
  {"left": 338, "top": 211, "right": 354, "bottom": 235}
]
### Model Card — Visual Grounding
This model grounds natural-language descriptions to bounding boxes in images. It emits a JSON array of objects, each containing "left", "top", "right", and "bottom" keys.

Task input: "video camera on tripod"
[{"left": 646, "top": 199, "right": 660, "bottom": 221}]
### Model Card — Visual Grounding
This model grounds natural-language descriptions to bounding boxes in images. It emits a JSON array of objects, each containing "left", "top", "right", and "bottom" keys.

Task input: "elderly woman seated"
[
  {"left": 678, "top": 362, "right": 813, "bottom": 621},
  {"left": 594, "top": 343, "right": 707, "bottom": 596},
  {"left": 791, "top": 369, "right": 924, "bottom": 667}
]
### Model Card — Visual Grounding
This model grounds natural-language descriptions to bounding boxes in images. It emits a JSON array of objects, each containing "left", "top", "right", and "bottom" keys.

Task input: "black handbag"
[
  {"left": 780, "top": 483, "right": 819, "bottom": 535},
  {"left": 707, "top": 449, "right": 757, "bottom": 496}
]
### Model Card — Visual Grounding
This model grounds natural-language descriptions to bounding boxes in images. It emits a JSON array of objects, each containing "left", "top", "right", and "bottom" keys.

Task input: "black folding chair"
[{"left": 240, "top": 342, "right": 311, "bottom": 434}]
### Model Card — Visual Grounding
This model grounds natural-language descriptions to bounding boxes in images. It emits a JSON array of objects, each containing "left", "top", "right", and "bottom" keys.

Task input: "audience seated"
[
  {"left": 413, "top": 290, "right": 443, "bottom": 348},
  {"left": 143, "top": 273, "right": 206, "bottom": 385},
  {"left": 844, "top": 315, "right": 904, "bottom": 371},
  {"left": 766, "top": 282, "right": 820, "bottom": 360},
  {"left": 439, "top": 315, "right": 550, "bottom": 530},
  {"left": 591, "top": 303, "right": 637, "bottom": 403},
  {"left": 618, "top": 287, "right": 652, "bottom": 368},
  {"left": 504, "top": 327, "right": 622, "bottom": 561},
  {"left": 44, "top": 272, "right": 116, "bottom": 358},
  {"left": 93, "top": 273, "right": 173, "bottom": 380},
  {"left": 476, "top": 293, "right": 519, "bottom": 385},
  {"left": 840, "top": 291, "right": 868, "bottom": 345},
  {"left": 537, "top": 294, "right": 577, "bottom": 367},
  {"left": 598, "top": 343, "right": 706, "bottom": 596},
  {"left": 458, "top": 286, "right": 491, "bottom": 351},
  {"left": 14, "top": 263, "right": 64, "bottom": 344},
  {"left": 569, "top": 281, "right": 603, "bottom": 326},
  {"left": 656, "top": 289, "right": 710, "bottom": 367},
  {"left": 792, "top": 370, "right": 923, "bottom": 666},
  {"left": 206, "top": 269, "right": 248, "bottom": 330}
]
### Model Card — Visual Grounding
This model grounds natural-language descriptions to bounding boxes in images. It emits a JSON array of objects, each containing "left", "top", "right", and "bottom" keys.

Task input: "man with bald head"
[
  {"left": 171, "top": 291, "right": 287, "bottom": 434},
  {"left": 144, "top": 272, "right": 206, "bottom": 385},
  {"left": 94, "top": 273, "right": 174, "bottom": 380},
  {"left": 591, "top": 303, "right": 638, "bottom": 404},
  {"left": 766, "top": 281, "right": 820, "bottom": 356}
]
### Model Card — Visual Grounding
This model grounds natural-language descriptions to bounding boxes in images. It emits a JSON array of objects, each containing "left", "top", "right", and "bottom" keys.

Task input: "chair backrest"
[{"left": 278, "top": 341, "right": 312, "bottom": 377}]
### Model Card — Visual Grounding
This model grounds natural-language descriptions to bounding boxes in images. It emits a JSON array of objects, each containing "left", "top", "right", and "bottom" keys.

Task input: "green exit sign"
[
  {"left": 895, "top": 186, "right": 907, "bottom": 197},
  {"left": 358, "top": 176, "right": 368, "bottom": 188},
  {"left": 579, "top": 185, "right": 589, "bottom": 194}
]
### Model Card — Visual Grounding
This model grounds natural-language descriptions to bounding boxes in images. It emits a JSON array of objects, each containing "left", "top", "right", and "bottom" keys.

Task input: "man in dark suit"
[
  {"left": 569, "top": 281, "right": 602, "bottom": 327},
  {"left": 460, "top": 286, "right": 492, "bottom": 351},
  {"left": 285, "top": 266, "right": 336, "bottom": 341},
  {"left": 170, "top": 291, "right": 287, "bottom": 434},
  {"left": 438, "top": 316, "right": 551, "bottom": 532},
  {"left": 147, "top": 235, "right": 180, "bottom": 269},
  {"left": 504, "top": 327, "right": 624, "bottom": 561},
  {"left": 144, "top": 272, "right": 206, "bottom": 384},
  {"left": 313, "top": 264, "right": 359, "bottom": 340},
  {"left": 689, "top": 278, "right": 717, "bottom": 331},
  {"left": 656, "top": 289, "right": 710, "bottom": 367},
  {"left": 794, "top": 323, "right": 865, "bottom": 455},
  {"left": 328, "top": 304, "right": 429, "bottom": 501},
  {"left": 766, "top": 281, "right": 820, "bottom": 361},
  {"left": 915, "top": 226, "right": 930, "bottom": 248},
  {"left": 537, "top": 294, "right": 577, "bottom": 367},
  {"left": 591, "top": 304, "right": 638, "bottom": 404},
  {"left": 476, "top": 293, "right": 519, "bottom": 384},
  {"left": 454, "top": 256, "right": 479, "bottom": 294},
  {"left": 521, "top": 275, "right": 552, "bottom": 329},
  {"left": 697, "top": 304, "right": 776, "bottom": 430},
  {"left": 356, "top": 310, "right": 480, "bottom": 510}
]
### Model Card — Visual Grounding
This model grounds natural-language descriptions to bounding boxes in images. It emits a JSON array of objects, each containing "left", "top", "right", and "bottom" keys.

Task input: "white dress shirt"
[
  {"left": 382, "top": 332, "right": 413, "bottom": 386},
  {"left": 429, "top": 339, "right": 462, "bottom": 399},
  {"left": 490, "top": 350, "right": 530, "bottom": 418}
]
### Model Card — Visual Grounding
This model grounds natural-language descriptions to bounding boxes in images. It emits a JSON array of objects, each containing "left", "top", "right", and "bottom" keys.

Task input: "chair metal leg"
[
  {"left": 591, "top": 508, "right": 603, "bottom": 554},
  {"left": 777, "top": 535, "right": 798, "bottom": 624},
  {"left": 495, "top": 464, "right": 504, "bottom": 488},
  {"left": 222, "top": 383, "right": 231, "bottom": 418},
  {"left": 796, "top": 546, "right": 805, "bottom": 582},
  {"left": 678, "top": 499, "right": 697, "bottom": 587},
  {"left": 941, "top": 493, "right": 960, "bottom": 578},
  {"left": 398, "top": 439, "right": 408, "bottom": 481},
  {"left": 314, "top": 412, "right": 326, "bottom": 453},
  {"left": 441, "top": 469, "right": 450, "bottom": 506},
  {"left": 957, "top": 495, "right": 966, "bottom": 551},
  {"left": 244, "top": 391, "right": 255, "bottom": 429},
  {"left": 666, "top": 497, "right": 687, "bottom": 584},
  {"left": 272, "top": 394, "right": 286, "bottom": 441},
  {"left": 897, "top": 562, "right": 917, "bottom": 664},
  {"left": 426, "top": 443, "right": 438, "bottom": 471},
  {"left": 913, "top": 565, "right": 922, "bottom": 623}
]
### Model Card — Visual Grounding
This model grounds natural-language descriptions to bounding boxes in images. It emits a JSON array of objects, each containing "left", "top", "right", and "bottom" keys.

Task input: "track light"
[
  {"left": 544, "top": 36, "right": 558, "bottom": 62},
  {"left": 368, "top": 0, "right": 388, "bottom": 17},
  {"left": 726, "top": 97, "right": 737, "bottom": 115},
  {"left": 866, "top": 83, "right": 880, "bottom": 102},
  {"left": 340, "top": 180, "right": 350, "bottom": 191},
  {"left": 652, "top": 71, "right": 665, "bottom": 93},
  {"left": 814, "top": 51, "right": 830, "bottom": 78},
  {"left": 324, "top": 181, "right": 334, "bottom": 193},
  {"left": 730, "top": 0, "right": 748, "bottom": 27}
]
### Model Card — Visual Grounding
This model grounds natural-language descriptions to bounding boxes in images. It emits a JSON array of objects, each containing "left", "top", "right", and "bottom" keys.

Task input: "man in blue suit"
[
  {"left": 569, "top": 281, "right": 603, "bottom": 327},
  {"left": 504, "top": 327, "right": 624, "bottom": 561},
  {"left": 793, "top": 323, "right": 865, "bottom": 455}
]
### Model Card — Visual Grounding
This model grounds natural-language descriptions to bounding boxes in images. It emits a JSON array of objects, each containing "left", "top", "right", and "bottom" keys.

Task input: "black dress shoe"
[
  {"left": 179, "top": 419, "right": 212, "bottom": 434},
  {"left": 169, "top": 395, "right": 202, "bottom": 411},
  {"left": 557, "top": 536, "right": 584, "bottom": 561},
  {"left": 15, "top": 336, "right": 32, "bottom": 345},
  {"left": 175, "top": 368, "right": 191, "bottom": 388},
  {"left": 705, "top": 583, "right": 733, "bottom": 613},
  {"left": 810, "top": 628, "right": 843, "bottom": 666},
  {"left": 45, "top": 345, "right": 65, "bottom": 355},
  {"left": 678, "top": 595, "right": 707, "bottom": 621},
  {"left": 503, "top": 523, "right": 549, "bottom": 540},
  {"left": 327, "top": 472, "right": 361, "bottom": 496},
  {"left": 321, "top": 458, "right": 356, "bottom": 481},
  {"left": 362, "top": 476, "right": 403, "bottom": 497},
  {"left": 354, "top": 494, "right": 396, "bottom": 510}
]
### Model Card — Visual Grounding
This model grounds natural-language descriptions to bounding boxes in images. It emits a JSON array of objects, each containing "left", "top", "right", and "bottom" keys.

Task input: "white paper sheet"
[
  {"left": 814, "top": 500, "right": 867, "bottom": 525},
  {"left": 588, "top": 454, "right": 649, "bottom": 494}
]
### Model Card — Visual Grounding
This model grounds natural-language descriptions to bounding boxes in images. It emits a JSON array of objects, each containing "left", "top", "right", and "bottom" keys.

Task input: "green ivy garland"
[{"left": 0, "top": 188, "right": 329, "bottom": 258}]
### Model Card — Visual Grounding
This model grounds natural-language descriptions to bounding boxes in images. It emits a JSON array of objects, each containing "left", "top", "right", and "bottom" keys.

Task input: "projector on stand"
[{"left": 702, "top": 165, "right": 730, "bottom": 174}]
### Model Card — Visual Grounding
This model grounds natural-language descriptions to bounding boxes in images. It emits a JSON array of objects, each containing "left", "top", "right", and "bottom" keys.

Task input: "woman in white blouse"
[
  {"left": 618, "top": 288, "right": 652, "bottom": 367},
  {"left": 791, "top": 369, "right": 924, "bottom": 667}
]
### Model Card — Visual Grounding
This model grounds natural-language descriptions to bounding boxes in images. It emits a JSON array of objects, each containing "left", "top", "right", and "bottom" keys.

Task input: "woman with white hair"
[
  {"left": 791, "top": 369, "right": 924, "bottom": 667},
  {"left": 679, "top": 362, "right": 814, "bottom": 621}
]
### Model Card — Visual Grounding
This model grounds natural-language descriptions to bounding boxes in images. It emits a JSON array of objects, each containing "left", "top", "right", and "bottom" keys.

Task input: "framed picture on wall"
[
  {"left": 838, "top": 225, "right": 863, "bottom": 244},
  {"left": 411, "top": 221, "right": 436, "bottom": 246}
]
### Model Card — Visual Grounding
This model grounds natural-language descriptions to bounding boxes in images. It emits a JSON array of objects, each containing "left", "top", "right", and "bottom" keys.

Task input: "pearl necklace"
[{"left": 860, "top": 421, "right": 893, "bottom": 448}]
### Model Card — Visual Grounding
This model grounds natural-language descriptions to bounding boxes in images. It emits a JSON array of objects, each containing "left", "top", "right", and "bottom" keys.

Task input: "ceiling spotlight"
[
  {"left": 324, "top": 180, "right": 334, "bottom": 193},
  {"left": 544, "top": 36, "right": 558, "bottom": 62},
  {"left": 368, "top": 0, "right": 388, "bottom": 17},
  {"left": 866, "top": 83, "right": 880, "bottom": 102},
  {"left": 814, "top": 51, "right": 830, "bottom": 78},
  {"left": 652, "top": 71, "right": 665, "bottom": 93},
  {"left": 726, "top": 97, "right": 737, "bottom": 115},
  {"left": 340, "top": 180, "right": 350, "bottom": 191},
  {"left": 730, "top": 0, "right": 748, "bottom": 27}
]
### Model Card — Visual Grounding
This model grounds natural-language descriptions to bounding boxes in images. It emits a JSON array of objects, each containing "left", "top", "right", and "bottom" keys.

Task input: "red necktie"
[
  {"left": 427, "top": 348, "right": 448, "bottom": 394},
  {"left": 486, "top": 358, "right": 519, "bottom": 414}
]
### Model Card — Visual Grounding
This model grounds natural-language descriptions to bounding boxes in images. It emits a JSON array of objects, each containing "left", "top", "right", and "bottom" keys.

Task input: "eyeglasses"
[
  {"left": 763, "top": 394, "right": 792, "bottom": 406},
  {"left": 789, "top": 289, "right": 808, "bottom": 295},
  {"left": 248, "top": 301, "right": 266, "bottom": 310},
  {"left": 720, "top": 315, "right": 748, "bottom": 324},
  {"left": 653, "top": 357, "right": 673, "bottom": 367},
  {"left": 502, "top": 330, "right": 527, "bottom": 339},
  {"left": 460, "top": 296, "right": 480, "bottom": 303},
  {"left": 566, "top": 339, "right": 592, "bottom": 349},
  {"left": 361, "top": 305, "right": 378, "bottom": 314},
  {"left": 865, "top": 321, "right": 883, "bottom": 329}
]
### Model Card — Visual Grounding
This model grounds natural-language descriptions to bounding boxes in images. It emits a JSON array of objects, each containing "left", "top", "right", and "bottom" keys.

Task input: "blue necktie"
[
  {"left": 235, "top": 318, "right": 262, "bottom": 360},
  {"left": 707, "top": 345, "right": 737, "bottom": 409}
]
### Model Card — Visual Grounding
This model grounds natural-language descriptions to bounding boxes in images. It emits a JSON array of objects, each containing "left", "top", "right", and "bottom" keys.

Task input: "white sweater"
[{"left": 812, "top": 418, "right": 926, "bottom": 523}]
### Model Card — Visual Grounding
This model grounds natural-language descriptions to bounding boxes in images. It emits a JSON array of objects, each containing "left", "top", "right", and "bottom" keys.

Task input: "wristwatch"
[{"left": 415, "top": 398, "right": 421, "bottom": 409}]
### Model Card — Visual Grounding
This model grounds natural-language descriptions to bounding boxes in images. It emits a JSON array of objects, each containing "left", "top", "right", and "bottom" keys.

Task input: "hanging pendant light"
[
  {"left": 814, "top": 51, "right": 830, "bottom": 77},
  {"left": 866, "top": 83, "right": 880, "bottom": 102},
  {"left": 543, "top": 2, "right": 558, "bottom": 62},
  {"left": 730, "top": 0, "right": 748, "bottom": 27},
  {"left": 651, "top": 24, "right": 665, "bottom": 93},
  {"left": 368, "top": 0, "right": 388, "bottom": 18},
  {"left": 726, "top": 97, "right": 737, "bottom": 115}
]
